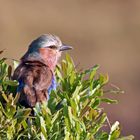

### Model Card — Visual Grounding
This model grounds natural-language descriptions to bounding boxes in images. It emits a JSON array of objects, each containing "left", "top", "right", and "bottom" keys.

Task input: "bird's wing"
[{"left": 13, "top": 61, "right": 53, "bottom": 107}]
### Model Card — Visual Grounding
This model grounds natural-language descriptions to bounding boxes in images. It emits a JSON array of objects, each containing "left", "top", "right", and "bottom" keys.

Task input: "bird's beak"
[{"left": 59, "top": 44, "right": 73, "bottom": 51}]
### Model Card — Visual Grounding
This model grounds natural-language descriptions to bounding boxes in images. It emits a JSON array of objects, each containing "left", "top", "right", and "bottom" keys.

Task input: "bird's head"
[{"left": 22, "top": 34, "right": 72, "bottom": 70}]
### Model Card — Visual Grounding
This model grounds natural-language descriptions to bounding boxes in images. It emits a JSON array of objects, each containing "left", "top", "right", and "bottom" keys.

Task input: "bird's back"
[{"left": 13, "top": 61, "right": 53, "bottom": 107}]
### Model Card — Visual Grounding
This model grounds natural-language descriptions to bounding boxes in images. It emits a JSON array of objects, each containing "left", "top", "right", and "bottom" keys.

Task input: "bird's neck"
[{"left": 21, "top": 49, "right": 60, "bottom": 72}]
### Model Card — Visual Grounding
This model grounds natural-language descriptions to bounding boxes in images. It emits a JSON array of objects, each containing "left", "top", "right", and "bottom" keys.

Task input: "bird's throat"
[{"left": 39, "top": 48, "right": 60, "bottom": 71}]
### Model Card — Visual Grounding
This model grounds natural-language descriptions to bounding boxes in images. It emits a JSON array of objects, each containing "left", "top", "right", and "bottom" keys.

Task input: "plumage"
[
  {"left": 13, "top": 61, "right": 53, "bottom": 107},
  {"left": 13, "top": 34, "right": 72, "bottom": 108}
]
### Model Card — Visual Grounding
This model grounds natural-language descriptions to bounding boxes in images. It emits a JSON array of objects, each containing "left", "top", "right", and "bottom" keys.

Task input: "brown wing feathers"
[{"left": 13, "top": 61, "right": 53, "bottom": 107}]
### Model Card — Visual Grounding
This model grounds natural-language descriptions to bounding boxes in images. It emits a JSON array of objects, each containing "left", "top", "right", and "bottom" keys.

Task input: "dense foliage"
[{"left": 0, "top": 51, "right": 134, "bottom": 140}]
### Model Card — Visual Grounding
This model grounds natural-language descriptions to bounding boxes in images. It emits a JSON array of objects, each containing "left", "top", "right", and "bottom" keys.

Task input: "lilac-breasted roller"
[{"left": 13, "top": 34, "right": 72, "bottom": 108}]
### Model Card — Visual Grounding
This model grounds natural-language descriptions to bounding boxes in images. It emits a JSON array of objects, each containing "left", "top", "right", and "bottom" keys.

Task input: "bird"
[{"left": 13, "top": 34, "right": 72, "bottom": 108}]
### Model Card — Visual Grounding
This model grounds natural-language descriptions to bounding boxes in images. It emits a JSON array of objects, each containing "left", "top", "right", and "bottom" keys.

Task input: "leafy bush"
[{"left": 0, "top": 52, "right": 134, "bottom": 140}]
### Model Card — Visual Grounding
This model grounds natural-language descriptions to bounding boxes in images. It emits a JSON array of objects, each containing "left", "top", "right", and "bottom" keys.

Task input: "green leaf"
[
  {"left": 72, "top": 85, "right": 82, "bottom": 99},
  {"left": 3, "top": 80, "right": 19, "bottom": 86},
  {"left": 0, "top": 58, "right": 6, "bottom": 64},
  {"left": 56, "top": 66, "right": 63, "bottom": 81},
  {"left": 13, "top": 93, "right": 20, "bottom": 104},
  {"left": 90, "top": 64, "right": 100, "bottom": 81},
  {"left": 70, "top": 71, "right": 76, "bottom": 85},
  {"left": 108, "top": 121, "right": 120, "bottom": 140},
  {"left": 15, "top": 108, "right": 31, "bottom": 123},
  {"left": 117, "top": 135, "right": 135, "bottom": 140},
  {"left": 91, "top": 98, "right": 100, "bottom": 108},
  {"left": 82, "top": 64, "right": 99, "bottom": 76},
  {"left": 2, "top": 93, "right": 9, "bottom": 102},
  {"left": 101, "top": 98, "right": 118, "bottom": 104},
  {"left": 61, "top": 60, "right": 67, "bottom": 77},
  {"left": 13, "top": 60, "right": 19, "bottom": 69},
  {"left": 99, "top": 73, "right": 109, "bottom": 85},
  {"left": 40, "top": 116, "right": 48, "bottom": 139},
  {"left": 51, "top": 110, "right": 60, "bottom": 124}
]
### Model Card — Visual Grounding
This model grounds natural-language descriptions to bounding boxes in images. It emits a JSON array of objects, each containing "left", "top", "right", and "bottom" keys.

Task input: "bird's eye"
[{"left": 49, "top": 45, "right": 57, "bottom": 49}]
